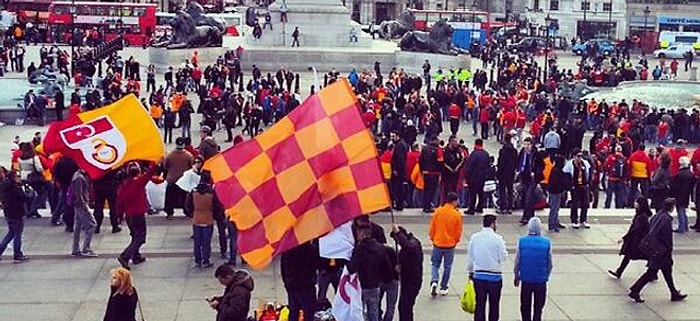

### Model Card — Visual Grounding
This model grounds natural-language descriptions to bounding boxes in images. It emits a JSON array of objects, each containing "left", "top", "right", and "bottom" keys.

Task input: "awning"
[{"left": 629, "top": 15, "right": 657, "bottom": 27}]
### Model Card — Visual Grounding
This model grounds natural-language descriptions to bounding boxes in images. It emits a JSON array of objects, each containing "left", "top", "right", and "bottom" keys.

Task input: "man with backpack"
[{"left": 604, "top": 145, "right": 628, "bottom": 209}]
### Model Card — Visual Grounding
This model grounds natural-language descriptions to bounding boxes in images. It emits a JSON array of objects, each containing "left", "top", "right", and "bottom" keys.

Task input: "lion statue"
[
  {"left": 152, "top": 1, "right": 225, "bottom": 49},
  {"left": 398, "top": 20, "right": 457, "bottom": 55},
  {"left": 379, "top": 11, "right": 415, "bottom": 39}
]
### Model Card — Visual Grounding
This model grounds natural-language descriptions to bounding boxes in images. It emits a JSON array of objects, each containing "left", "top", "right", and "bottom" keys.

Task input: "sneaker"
[
  {"left": 202, "top": 261, "right": 214, "bottom": 268},
  {"left": 582, "top": 222, "right": 591, "bottom": 229},
  {"left": 117, "top": 257, "right": 131, "bottom": 270},
  {"left": 430, "top": 282, "right": 438, "bottom": 297},
  {"left": 51, "top": 221, "right": 63, "bottom": 226},
  {"left": 607, "top": 270, "right": 621, "bottom": 279},
  {"left": 628, "top": 292, "right": 644, "bottom": 303},
  {"left": 671, "top": 292, "right": 688, "bottom": 302},
  {"left": 81, "top": 251, "right": 99, "bottom": 257},
  {"left": 557, "top": 224, "right": 566, "bottom": 229},
  {"left": 439, "top": 288, "right": 449, "bottom": 296},
  {"left": 548, "top": 228, "right": 560, "bottom": 233},
  {"left": 70, "top": 252, "right": 82, "bottom": 257},
  {"left": 572, "top": 223, "right": 580, "bottom": 229},
  {"left": 13, "top": 255, "right": 29, "bottom": 263},
  {"left": 112, "top": 226, "right": 122, "bottom": 234}
]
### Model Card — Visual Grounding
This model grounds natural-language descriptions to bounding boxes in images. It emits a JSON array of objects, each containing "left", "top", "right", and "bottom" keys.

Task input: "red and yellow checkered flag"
[{"left": 206, "top": 80, "right": 390, "bottom": 269}]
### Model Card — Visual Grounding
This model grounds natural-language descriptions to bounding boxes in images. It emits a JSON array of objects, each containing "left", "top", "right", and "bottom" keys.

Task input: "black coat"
[
  {"left": 216, "top": 271, "right": 255, "bottom": 321},
  {"left": 347, "top": 237, "right": 393, "bottom": 289},
  {"left": 548, "top": 166, "right": 570, "bottom": 194},
  {"left": 517, "top": 149, "right": 545, "bottom": 183},
  {"left": 391, "top": 139, "right": 409, "bottom": 178},
  {"left": 280, "top": 242, "right": 318, "bottom": 290},
  {"left": 620, "top": 211, "right": 650, "bottom": 260},
  {"left": 672, "top": 167, "right": 696, "bottom": 207},
  {"left": 103, "top": 286, "right": 138, "bottom": 321},
  {"left": 1, "top": 181, "right": 27, "bottom": 219},
  {"left": 465, "top": 148, "right": 490, "bottom": 184},
  {"left": 390, "top": 228, "right": 423, "bottom": 288},
  {"left": 496, "top": 143, "right": 518, "bottom": 181},
  {"left": 647, "top": 211, "right": 674, "bottom": 269},
  {"left": 53, "top": 156, "right": 79, "bottom": 187}
]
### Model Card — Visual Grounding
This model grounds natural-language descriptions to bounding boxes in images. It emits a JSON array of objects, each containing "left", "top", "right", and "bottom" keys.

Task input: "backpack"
[
  {"left": 612, "top": 157, "right": 626, "bottom": 178},
  {"left": 65, "top": 184, "right": 77, "bottom": 207}
]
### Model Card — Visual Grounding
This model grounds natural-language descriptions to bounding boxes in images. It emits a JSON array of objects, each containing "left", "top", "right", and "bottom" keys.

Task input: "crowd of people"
[{"left": 0, "top": 23, "right": 699, "bottom": 320}]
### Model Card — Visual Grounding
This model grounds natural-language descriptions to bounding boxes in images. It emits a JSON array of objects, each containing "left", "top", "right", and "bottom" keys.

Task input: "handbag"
[
  {"left": 638, "top": 233, "right": 667, "bottom": 262},
  {"left": 27, "top": 158, "right": 45, "bottom": 184},
  {"left": 483, "top": 180, "right": 497, "bottom": 193},
  {"left": 460, "top": 280, "right": 476, "bottom": 314}
]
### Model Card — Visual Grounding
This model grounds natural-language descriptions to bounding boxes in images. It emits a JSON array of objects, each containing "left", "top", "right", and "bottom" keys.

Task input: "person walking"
[
  {"left": 70, "top": 168, "right": 98, "bottom": 258},
  {"left": 467, "top": 214, "right": 508, "bottom": 321},
  {"left": 671, "top": 156, "right": 694, "bottom": 233},
  {"left": 0, "top": 169, "right": 29, "bottom": 262},
  {"left": 291, "top": 27, "right": 300, "bottom": 47},
  {"left": 429, "top": 192, "right": 463, "bottom": 297},
  {"left": 608, "top": 197, "right": 652, "bottom": 279},
  {"left": 348, "top": 225, "right": 393, "bottom": 321},
  {"left": 390, "top": 224, "right": 423, "bottom": 321},
  {"left": 103, "top": 267, "right": 139, "bottom": 321},
  {"left": 281, "top": 242, "right": 318, "bottom": 321},
  {"left": 547, "top": 156, "right": 568, "bottom": 232},
  {"left": 208, "top": 264, "right": 255, "bottom": 321},
  {"left": 629, "top": 198, "right": 687, "bottom": 303},
  {"left": 116, "top": 162, "right": 157, "bottom": 270},
  {"left": 514, "top": 217, "right": 552, "bottom": 321}
]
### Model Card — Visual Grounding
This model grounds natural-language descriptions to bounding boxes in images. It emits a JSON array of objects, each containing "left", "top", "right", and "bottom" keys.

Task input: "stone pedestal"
[
  {"left": 690, "top": 67, "right": 698, "bottom": 82},
  {"left": 395, "top": 51, "right": 471, "bottom": 75},
  {"left": 251, "top": 0, "right": 373, "bottom": 48},
  {"left": 148, "top": 47, "right": 224, "bottom": 72}
]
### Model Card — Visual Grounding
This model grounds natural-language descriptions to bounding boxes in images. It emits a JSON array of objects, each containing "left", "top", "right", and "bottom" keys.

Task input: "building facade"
[{"left": 522, "top": 0, "right": 628, "bottom": 41}]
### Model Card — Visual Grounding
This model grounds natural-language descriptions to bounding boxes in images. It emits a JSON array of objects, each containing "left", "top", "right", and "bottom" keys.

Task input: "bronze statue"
[
  {"left": 152, "top": 1, "right": 225, "bottom": 49},
  {"left": 398, "top": 20, "right": 458, "bottom": 55},
  {"left": 378, "top": 11, "right": 415, "bottom": 39}
]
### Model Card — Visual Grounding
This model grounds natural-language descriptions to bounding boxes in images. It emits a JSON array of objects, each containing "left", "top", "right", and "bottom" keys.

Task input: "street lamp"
[
  {"left": 607, "top": 1, "right": 613, "bottom": 39},
  {"left": 581, "top": 1, "right": 588, "bottom": 41},
  {"left": 70, "top": 3, "right": 76, "bottom": 76},
  {"left": 471, "top": 2, "right": 477, "bottom": 23},
  {"left": 642, "top": 6, "right": 650, "bottom": 55},
  {"left": 544, "top": 13, "right": 552, "bottom": 81}
]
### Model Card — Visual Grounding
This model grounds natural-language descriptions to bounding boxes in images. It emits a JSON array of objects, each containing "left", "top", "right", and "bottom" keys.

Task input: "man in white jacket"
[{"left": 467, "top": 214, "right": 508, "bottom": 321}]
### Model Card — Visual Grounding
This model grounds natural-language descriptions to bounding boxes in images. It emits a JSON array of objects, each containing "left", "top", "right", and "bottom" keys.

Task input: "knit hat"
[{"left": 527, "top": 217, "right": 542, "bottom": 235}]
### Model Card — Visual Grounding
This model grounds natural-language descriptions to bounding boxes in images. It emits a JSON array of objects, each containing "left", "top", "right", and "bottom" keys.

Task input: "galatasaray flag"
[
  {"left": 43, "top": 94, "right": 165, "bottom": 180},
  {"left": 206, "top": 80, "right": 390, "bottom": 269}
]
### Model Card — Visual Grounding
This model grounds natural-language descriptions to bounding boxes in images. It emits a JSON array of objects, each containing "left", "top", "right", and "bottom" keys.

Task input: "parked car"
[
  {"left": 653, "top": 45, "right": 696, "bottom": 59},
  {"left": 507, "top": 37, "right": 547, "bottom": 54},
  {"left": 572, "top": 39, "right": 616, "bottom": 56}
]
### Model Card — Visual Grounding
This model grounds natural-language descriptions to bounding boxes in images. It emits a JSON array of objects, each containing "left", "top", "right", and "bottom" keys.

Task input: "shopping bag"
[{"left": 460, "top": 280, "right": 476, "bottom": 314}]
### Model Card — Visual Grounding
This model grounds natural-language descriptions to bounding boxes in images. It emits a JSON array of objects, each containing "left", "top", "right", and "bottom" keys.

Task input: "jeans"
[
  {"left": 93, "top": 187, "right": 118, "bottom": 232},
  {"left": 548, "top": 192, "right": 562, "bottom": 229},
  {"left": 467, "top": 181, "right": 486, "bottom": 213},
  {"left": 72, "top": 207, "right": 96, "bottom": 254},
  {"left": 0, "top": 218, "right": 24, "bottom": 257},
  {"left": 398, "top": 284, "right": 420, "bottom": 321},
  {"left": 520, "top": 282, "right": 547, "bottom": 321},
  {"left": 121, "top": 214, "right": 147, "bottom": 261},
  {"left": 474, "top": 279, "right": 502, "bottom": 321},
  {"left": 193, "top": 225, "right": 213, "bottom": 264},
  {"left": 29, "top": 181, "right": 48, "bottom": 215},
  {"left": 287, "top": 286, "right": 316, "bottom": 321},
  {"left": 605, "top": 180, "right": 626, "bottom": 209},
  {"left": 362, "top": 288, "right": 381, "bottom": 321},
  {"left": 318, "top": 268, "right": 342, "bottom": 299},
  {"left": 520, "top": 180, "right": 537, "bottom": 220},
  {"left": 570, "top": 187, "right": 589, "bottom": 224},
  {"left": 422, "top": 174, "right": 439, "bottom": 211},
  {"left": 497, "top": 178, "right": 514, "bottom": 211},
  {"left": 677, "top": 206, "right": 689, "bottom": 232},
  {"left": 226, "top": 220, "right": 238, "bottom": 263},
  {"left": 51, "top": 184, "right": 66, "bottom": 224},
  {"left": 430, "top": 247, "right": 454, "bottom": 290},
  {"left": 379, "top": 280, "right": 398, "bottom": 321}
]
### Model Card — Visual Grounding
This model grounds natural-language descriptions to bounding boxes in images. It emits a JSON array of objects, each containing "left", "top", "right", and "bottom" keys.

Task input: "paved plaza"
[{"left": 1, "top": 42, "right": 699, "bottom": 320}]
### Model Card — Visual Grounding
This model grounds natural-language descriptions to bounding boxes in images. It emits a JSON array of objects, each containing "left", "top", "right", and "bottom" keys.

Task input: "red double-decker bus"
[{"left": 47, "top": 1, "right": 157, "bottom": 46}]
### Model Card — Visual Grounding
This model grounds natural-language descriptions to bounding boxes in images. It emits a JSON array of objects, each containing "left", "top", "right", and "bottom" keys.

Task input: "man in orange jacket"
[{"left": 428, "top": 192, "right": 463, "bottom": 297}]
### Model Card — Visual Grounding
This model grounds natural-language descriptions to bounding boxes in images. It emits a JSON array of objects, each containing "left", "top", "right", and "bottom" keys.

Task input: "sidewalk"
[{"left": 10, "top": 208, "right": 700, "bottom": 260}]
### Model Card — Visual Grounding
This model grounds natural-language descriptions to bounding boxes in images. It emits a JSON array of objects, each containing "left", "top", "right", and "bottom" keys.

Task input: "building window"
[
  {"left": 549, "top": 0, "right": 559, "bottom": 10},
  {"left": 603, "top": 2, "right": 612, "bottom": 11},
  {"left": 534, "top": 0, "right": 540, "bottom": 10},
  {"left": 581, "top": 1, "right": 590, "bottom": 10}
]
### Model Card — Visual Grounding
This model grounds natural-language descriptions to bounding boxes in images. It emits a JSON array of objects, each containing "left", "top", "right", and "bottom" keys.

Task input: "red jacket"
[
  {"left": 116, "top": 164, "right": 157, "bottom": 216},
  {"left": 405, "top": 151, "right": 419, "bottom": 180},
  {"left": 605, "top": 153, "right": 627, "bottom": 180},
  {"left": 628, "top": 150, "right": 653, "bottom": 179},
  {"left": 669, "top": 147, "right": 688, "bottom": 176},
  {"left": 479, "top": 107, "right": 490, "bottom": 123},
  {"left": 448, "top": 103, "right": 461, "bottom": 120}
]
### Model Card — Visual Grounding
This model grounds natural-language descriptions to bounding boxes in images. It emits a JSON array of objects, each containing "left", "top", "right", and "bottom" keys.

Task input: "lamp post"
[
  {"left": 471, "top": 2, "right": 477, "bottom": 23},
  {"left": 582, "top": 1, "right": 588, "bottom": 41},
  {"left": 642, "top": 6, "right": 650, "bottom": 55},
  {"left": 544, "top": 13, "right": 552, "bottom": 82},
  {"left": 607, "top": 1, "right": 613, "bottom": 39},
  {"left": 70, "top": 2, "right": 76, "bottom": 76}
]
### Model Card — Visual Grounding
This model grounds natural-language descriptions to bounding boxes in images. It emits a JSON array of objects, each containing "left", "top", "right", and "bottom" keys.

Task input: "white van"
[{"left": 658, "top": 31, "right": 700, "bottom": 50}]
